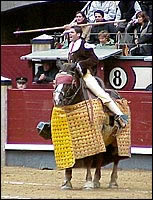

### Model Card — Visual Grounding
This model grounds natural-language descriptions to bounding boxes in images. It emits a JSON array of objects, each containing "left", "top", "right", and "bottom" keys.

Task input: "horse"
[{"left": 51, "top": 58, "right": 131, "bottom": 190}]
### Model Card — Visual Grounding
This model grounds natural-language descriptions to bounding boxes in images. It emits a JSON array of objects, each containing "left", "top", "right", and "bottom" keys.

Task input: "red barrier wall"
[
  {"left": 1, "top": 45, "right": 32, "bottom": 88},
  {"left": 7, "top": 89, "right": 54, "bottom": 144},
  {"left": 7, "top": 89, "right": 152, "bottom": 148}
]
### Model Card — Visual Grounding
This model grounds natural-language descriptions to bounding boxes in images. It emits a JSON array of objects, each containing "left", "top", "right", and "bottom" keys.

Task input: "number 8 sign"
[{"left": 109, "top": 67, "right": 128, "bottom": 89}]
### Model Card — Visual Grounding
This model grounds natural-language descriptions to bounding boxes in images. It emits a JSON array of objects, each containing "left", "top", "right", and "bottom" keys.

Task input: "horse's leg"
[
  {"left": 61, "top": 168, "right": 73, "bottom": 190},
  {"left": 83, "top": 156, "right": 94, "bottom": 189},
  {"left": 93, "top": 153, "right": 103, "bottom": 188},
  {"left": 109, "top": 158, "right": 119, "bottom": 188}
]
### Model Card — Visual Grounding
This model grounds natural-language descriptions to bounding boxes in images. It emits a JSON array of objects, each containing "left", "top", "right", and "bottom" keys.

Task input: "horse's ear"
[{"left": 56, "top": 58, "right": 63, "bottom": 70}]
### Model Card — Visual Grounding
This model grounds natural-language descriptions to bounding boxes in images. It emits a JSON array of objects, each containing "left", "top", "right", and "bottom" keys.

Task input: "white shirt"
[
  {"left": 86, "top": 1, "right": 117, "bottom": 22},
  {"left": 68, "top": 39, "right": 95, "bottom": 54}
]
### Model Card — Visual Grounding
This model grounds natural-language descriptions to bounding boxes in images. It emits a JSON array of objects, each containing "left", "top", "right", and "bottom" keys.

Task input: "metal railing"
[{"left": 52, "top": 31, "right": 152, "bottom": 48}]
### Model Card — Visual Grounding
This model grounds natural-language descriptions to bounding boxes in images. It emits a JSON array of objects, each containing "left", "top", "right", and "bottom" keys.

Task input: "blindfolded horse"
[{"left": 51, "top": 58, "right": 131, "bottom": 190}]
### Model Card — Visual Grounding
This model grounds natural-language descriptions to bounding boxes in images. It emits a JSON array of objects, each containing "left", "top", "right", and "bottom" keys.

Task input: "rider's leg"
[{"left": 83, "top": 70, "right": 128, "bottom": 128}]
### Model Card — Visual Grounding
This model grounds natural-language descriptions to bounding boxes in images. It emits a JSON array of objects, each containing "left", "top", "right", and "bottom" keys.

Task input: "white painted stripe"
[
  {"left": 5, "top": 144, "right": 54, "bottom": 150},
  {"left": 5, "top": 144, "right": 152, "bottom": 154},
  {"left": 1, "top": 196, "right": 32, "bottom": 199},
  {"left": 131, "top": 147, "right": 152, "bottom": 154},
  {"left": 4, "top": 181, "right": 51, "bottom": 186}
]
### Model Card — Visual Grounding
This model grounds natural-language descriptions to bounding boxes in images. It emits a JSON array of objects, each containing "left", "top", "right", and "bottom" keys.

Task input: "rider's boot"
[{"left": 106, "top": 101, "right": 128, "bottom": 128}]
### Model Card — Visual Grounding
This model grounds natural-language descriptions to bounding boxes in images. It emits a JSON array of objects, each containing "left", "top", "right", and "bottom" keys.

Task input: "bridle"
[
  {"left": 64, "top": 83, "right": 81, "bottom": 105},
  {"left": 54, "top": 72, "right": 81, "bottom": 105}
]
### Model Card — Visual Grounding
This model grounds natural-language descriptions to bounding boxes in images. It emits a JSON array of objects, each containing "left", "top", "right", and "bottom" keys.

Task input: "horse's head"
[{"left": 54, "top": 59, "right": 79, "bottom": 106}]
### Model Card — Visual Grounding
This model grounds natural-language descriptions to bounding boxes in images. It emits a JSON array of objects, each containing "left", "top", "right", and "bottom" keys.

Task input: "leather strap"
[{"left": 80, "top": 78, "right": 94, "bottom": 124}]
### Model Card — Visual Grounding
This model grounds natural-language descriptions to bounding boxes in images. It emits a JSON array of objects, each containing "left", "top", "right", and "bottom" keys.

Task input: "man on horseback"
[{"left": 68, "top": 26, "right": 128, "bottom": 128}]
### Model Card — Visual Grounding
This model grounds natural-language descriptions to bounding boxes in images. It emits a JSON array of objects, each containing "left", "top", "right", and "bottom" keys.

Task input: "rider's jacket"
[{"left": 68, "top": 38, "right": 99, "bottom": 75}]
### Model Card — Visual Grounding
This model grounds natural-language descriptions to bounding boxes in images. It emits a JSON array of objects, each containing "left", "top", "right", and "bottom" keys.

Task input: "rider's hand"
[{"left": 76, "top": 63, "right": 83, "bottom": 77}]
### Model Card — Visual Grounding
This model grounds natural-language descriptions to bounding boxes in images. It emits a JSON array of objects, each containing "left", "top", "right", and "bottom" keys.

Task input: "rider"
[{"left": 68, "top": 25, "right": 128, "bottom": 128}]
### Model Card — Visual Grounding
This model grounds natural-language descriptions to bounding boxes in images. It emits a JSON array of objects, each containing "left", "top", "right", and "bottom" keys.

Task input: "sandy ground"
[{"left": 1, "top": 166, "right": 152, "bottom": 199}]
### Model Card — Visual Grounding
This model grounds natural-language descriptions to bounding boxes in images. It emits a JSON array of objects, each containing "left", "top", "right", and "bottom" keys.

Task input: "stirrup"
[{"left": 114, "top": 114, "right": 128, "bottom": 128}]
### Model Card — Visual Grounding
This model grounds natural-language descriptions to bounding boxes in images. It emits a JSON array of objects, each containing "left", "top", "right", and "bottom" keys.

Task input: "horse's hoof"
[
  {"left": 61, "top": 181, "right": 72, "bottom": 190},
  {"left": 83, "top": 181, "right": 94, "bottom": 190},
  {"left": 93, "top": 181, "right": 100, "bottom": 188},
  {"left": 109, "top": 182, "right": 118, "bottom": 188}
]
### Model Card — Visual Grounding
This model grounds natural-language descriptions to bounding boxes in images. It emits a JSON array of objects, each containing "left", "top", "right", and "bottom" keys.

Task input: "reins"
[{"left": 65, "top": 81, "right": 81, "bottom": 105}]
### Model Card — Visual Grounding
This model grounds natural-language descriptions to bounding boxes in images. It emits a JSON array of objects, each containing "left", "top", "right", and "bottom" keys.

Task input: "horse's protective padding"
[
  {"left": 51, "top": 107, "right": 75, "bottom": 169},
  {"left": 51, "top": 99, "right": 106, "bottom": 169},
  {"left": 115, "top": 98, "right": 131, "bottom": 157}
]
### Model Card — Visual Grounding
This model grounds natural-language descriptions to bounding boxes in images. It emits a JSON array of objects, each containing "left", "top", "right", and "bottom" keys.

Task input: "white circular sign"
[{"left": 109, "top": 67, "right": 127, "bottom": 89}]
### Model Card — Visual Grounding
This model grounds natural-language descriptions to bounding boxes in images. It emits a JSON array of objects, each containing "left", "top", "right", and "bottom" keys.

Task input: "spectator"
[
  {"left": 88, "top": 10, "right": 117, "bottom": 44},
  {"left": 16, "top": 77, "right": 28, "bottom": 89},
  {"left": 127, "top": 11, "right": 152, "bottom": 56},
  {"left": 86, "top": 1, "right": 117, "bottom": 22},
  {"left": 139, "top": 1, "right": 152, "bottom": 22},
  {"left": 95, "top": 30, "right": 116, "bottom": 49},
  {"left": 64, "top": 11, "right": 91, "bottom": 42},
  {"left": 74, "top": 11, "right": 92, "bottom": 42},
  {"left": 115, "top": 0, "right": 142, "bottom": 32},
  {"left": 34, "top": 61, "right": 59, "bottom": 83}
]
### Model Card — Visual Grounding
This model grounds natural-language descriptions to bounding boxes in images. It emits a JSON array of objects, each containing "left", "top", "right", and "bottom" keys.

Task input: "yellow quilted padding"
[
  {"left": 51, "top": 98, "right": 131, "bottom": 169},
  {"left": 51, "top": 99, "right": 106, "bottom": 169},
  {"left": 51, "top": 107, "right": 75, "bottom": 169}
]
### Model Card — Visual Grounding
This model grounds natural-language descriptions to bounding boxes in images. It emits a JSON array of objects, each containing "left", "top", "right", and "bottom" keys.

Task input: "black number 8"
[{"left": 113, "top": 70, "right": 122, "bottom": 86}]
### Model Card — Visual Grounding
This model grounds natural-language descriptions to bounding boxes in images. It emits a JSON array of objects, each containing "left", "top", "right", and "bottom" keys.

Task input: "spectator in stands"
[
  {"left": 115, "top": 0, "right": 142, "bottom": 32},
  {"left": 75, "top": 11, "right": 92, "bottom": 42},
  {"left": 127, "top": 11, "right": 152, "bottom": 56},
  {"left": 95, "top": 30, "right": 116, "bottom": 49},
  {"left": 34, "top": 61, "right": 59, "bottom": 83},
  {"left": 64, "top": 11, "right": 91, "bottom": 42},
  {"left": 86, "top": 1, "right": 117, "bottom": 22},
  {"left": 139, "top": 1, "right": 152, "bottom": 22},
  {"left": 88, "top": 10, "right": 117, "bottom": 44},
  {"left": 16, "top": 77, "right": 28, "bottom": 89}
]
